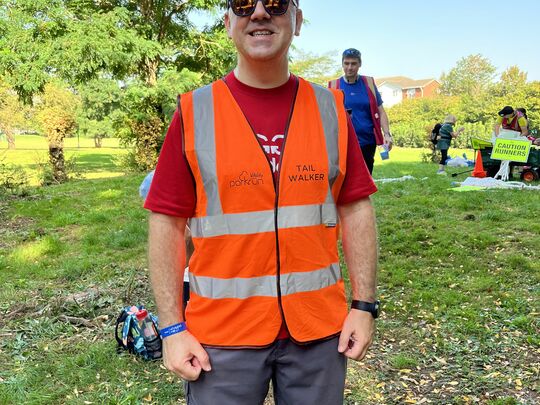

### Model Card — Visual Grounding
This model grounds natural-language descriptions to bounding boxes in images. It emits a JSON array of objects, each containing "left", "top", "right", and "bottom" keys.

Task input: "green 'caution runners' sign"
[{"left": 491, "top": 139, "right": 531, "bottom": 163}]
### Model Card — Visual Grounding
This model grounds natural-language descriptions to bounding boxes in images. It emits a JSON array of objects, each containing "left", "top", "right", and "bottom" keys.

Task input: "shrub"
[
  {"left": 0, "top": 161, "right": 29, "bottom": 196},
  {"left": 34, "top": 154, "right": 81, "bottom": 186}
]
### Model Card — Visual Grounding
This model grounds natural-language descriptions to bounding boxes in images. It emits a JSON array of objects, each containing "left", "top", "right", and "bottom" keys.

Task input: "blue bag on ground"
[{"left": 115, "top": 305, "right": 162, "bottom": 360}]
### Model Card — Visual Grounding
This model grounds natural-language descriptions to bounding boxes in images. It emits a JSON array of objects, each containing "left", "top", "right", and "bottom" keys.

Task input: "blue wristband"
[{"left": 159, "top": 322, "right": 187, "bottom": 339}]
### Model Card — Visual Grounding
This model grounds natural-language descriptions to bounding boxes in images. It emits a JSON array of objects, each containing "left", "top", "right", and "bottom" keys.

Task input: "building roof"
[{"left": 375, "top": 76, "right": 439, "bottom": 89}]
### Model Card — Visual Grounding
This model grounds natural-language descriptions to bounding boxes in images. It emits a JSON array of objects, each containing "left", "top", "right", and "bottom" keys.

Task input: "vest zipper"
[
  {"left": 230, "top": 78, "right": 300, "bottom": 340},
  {"left": 271, "top": 79, "right": 299, "bottom": 339}
]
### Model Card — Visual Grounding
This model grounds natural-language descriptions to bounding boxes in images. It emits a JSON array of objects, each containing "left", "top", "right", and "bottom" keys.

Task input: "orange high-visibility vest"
[{"left": 180, "top": 78, "right": 349, "bottom": 347}]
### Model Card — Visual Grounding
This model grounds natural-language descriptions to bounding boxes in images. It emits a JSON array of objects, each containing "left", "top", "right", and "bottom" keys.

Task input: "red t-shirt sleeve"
[
  {"left": 337, "top": 115, "right": 378, "bottom": 205},
  {"left": 143, "top": 110, "right": 196, "bottom": 217}
]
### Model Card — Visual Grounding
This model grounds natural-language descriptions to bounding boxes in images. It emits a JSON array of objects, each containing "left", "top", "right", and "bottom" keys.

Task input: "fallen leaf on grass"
[{"left": 434, "top": 356, "right": 447, "bottom": 364}]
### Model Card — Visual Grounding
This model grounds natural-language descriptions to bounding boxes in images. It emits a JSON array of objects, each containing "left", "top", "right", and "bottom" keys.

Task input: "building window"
[
  {"left": 393, "top": 90, "right": 399, "bottom": 97},
  {"left": 407, "top": 88, "right": 416, "bottom": 98}
]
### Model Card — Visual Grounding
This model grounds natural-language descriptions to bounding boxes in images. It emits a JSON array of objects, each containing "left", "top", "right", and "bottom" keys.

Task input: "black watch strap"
[{"left": 351, "top": 300, "right": 380, "bottom": 319}]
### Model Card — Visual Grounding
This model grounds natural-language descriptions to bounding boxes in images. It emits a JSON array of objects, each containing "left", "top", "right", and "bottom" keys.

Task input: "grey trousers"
[{"left": 185, "top": 337, "right": 346, "bottom": 405}]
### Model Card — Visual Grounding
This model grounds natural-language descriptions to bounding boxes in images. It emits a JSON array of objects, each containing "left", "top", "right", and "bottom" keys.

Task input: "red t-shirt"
[{"left": 144, "top": 72, "right": 377, "bottom": 340}]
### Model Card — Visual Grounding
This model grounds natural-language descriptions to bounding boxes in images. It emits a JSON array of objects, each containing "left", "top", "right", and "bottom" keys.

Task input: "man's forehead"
[{"left": 343, "top": 58, "right": 360, "bottom": 64}]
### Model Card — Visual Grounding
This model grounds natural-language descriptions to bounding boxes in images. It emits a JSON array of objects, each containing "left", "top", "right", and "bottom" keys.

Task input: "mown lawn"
[
  {"left": 0, "top": 143, "right": 538, "bottom": 404},
  {"left": 0, "top": 135, "right": 127, "bottom": 184}
]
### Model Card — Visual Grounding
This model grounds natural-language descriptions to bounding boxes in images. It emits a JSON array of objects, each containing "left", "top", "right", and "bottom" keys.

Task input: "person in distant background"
[
  {"left": 494, "top": 106, "right": 529, "bottom": 137},
  {"left": 436, "top": 114, "right": 464, "bottom": 175},
  {"left": 516, "top": 108, "right": 540, "bottom": 145},
  {"left": 329, "top": 48, "right": 393, "bottom": 174}
]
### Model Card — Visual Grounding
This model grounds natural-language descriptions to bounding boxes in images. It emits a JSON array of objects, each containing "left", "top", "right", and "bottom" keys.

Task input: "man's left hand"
[
  {"left": 337, "top": 310, "right": 375, "bottom": 361},
  {"left": 384, "top": 134, "right": 393, "bottom": 151}
]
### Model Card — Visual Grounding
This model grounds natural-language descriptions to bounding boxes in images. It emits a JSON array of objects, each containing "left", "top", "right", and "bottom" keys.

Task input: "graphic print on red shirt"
[{"left": 257, "top": 133, "right": 284, "bottom": 174}]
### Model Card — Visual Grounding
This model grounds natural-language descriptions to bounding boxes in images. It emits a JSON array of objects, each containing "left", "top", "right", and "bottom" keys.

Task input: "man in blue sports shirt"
[{"left": 329, "top": 48, "right": 393, "bottom": 173}]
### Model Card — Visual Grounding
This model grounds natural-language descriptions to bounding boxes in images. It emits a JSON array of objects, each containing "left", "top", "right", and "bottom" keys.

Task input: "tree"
[
  {"left": 440, "top": 54, "right": 497, "bottom": 97},
  {"left": 0, "top": 0, "right": 158, "bottom": 103},
  {"left": 113, "top": 68, "right": 201, "bottom": 171},
  {"left": 0, "top": 0, "right": 234, "bottom": 172},
  {"left": 64, "top": 0, "right": 233, "bottom": 85},
  {"left": 35, "top": 82, "right": 80, "bottom": 183},
  {"left": 290, "top": 50, "right": 341, "bottom": 86},
  {"left": 0, "top": 79, "right": 26, "bottom": 149},
  {"left": 76, "top": 78, "right": 122, "bottom": 148},
  {"left": 499, "top": 66, "right": 528, "bottom": 94},
  {"left": 387, "top": 96, "right": 461, "bottom": 147},
  {"left": 486, "top": 66, "right": 530, "bottom": 122}
]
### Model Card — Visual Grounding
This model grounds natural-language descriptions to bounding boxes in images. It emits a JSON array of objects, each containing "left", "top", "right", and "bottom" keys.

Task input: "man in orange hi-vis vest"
[{"left": 144, "top": 1, "right": 380, "bottom": 403}]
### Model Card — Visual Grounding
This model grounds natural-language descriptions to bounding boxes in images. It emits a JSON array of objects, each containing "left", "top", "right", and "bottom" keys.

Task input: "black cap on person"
[{"left": 498, "top": 106, "right": 514, "bottom": 116}]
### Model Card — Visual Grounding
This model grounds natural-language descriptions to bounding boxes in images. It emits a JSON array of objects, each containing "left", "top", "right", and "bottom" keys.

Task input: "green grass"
[
  {"left": 1, "top": 143, "right": 539, "bottom": 404},
  {"left": 1, "top": 134, "right": 128, "bottom": 184}
]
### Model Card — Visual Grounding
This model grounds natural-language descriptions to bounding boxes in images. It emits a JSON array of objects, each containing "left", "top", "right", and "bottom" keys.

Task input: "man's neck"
[
  {"left": 234, "top": 57, "right": 290, "bottom": 89},
  {"left": 344, "top": 75, "right": 359, "bottom": 84}
]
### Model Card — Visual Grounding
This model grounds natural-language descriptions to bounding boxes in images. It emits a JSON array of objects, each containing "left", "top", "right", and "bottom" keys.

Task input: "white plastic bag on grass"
[{"left": 447, "top": 156, "right": 469, "bottom": 167}]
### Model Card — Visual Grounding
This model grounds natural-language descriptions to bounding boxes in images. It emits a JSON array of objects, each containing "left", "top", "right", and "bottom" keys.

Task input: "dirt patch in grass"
[{"left": 0, "top": 215, "right": 36, "bottom": 249}]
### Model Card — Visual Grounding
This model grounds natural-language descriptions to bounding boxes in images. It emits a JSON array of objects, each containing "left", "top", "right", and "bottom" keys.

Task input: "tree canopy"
[
  {"left": 0, "top": 0, "right": 233, "bottom": 101},
  {"left": 439, "top": 54, "right": 497, "bottom": 98},
  {"left": 0, "top": 0, "right": 237, "bottom": 170}
]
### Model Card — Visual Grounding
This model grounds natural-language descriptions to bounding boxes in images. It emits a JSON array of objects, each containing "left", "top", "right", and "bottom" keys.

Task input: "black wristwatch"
[{"left": 351, "top": 300, "right": 380, "bottom": 319}]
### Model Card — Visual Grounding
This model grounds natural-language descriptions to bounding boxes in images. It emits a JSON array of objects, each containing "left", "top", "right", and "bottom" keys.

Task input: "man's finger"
[
  {"left": 337, "top": 330, "right": 352, "bottom": 353},
  {"left": 193, "top": 346, "right": 211, "bottom": 372},
  {"left": 181, "top": 360, "right": 202, "bottom": 381}
]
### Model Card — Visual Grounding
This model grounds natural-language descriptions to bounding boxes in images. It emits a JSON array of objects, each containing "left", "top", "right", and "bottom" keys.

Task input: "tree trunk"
[
  {"left": 6, "top": 130, "right": 15, "bottom": 149},
  {"left": 94, "top": 134, "right": 103, "bottom": 148},
  {"left": 144, "top": 58, "right": 159, "bottom": 86},
  {"left": 48, "top": 145, "right": 67, "bottom": 184}
]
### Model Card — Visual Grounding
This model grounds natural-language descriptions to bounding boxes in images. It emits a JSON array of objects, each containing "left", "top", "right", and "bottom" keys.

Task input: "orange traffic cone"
[{"left": 472, "top": 150, "right": 487, "bottom": 178}]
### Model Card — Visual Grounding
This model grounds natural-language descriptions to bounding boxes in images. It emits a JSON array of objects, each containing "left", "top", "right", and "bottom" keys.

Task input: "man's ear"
[
  {"left": 294, "top": 8, "right": 303, "bottom": 36},
  {"left": 224, "top": 11, "right": 232, "bottom": 38}
]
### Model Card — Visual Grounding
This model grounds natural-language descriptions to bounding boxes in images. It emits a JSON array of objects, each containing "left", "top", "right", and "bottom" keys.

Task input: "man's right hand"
[{"left": 163, "top": 330, "right": 211, "bottom": 381}]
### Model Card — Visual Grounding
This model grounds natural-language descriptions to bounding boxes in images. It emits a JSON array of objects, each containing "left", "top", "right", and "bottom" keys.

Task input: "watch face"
[{"left": 374, "top": 301, "right": 380, "bottom": 318}]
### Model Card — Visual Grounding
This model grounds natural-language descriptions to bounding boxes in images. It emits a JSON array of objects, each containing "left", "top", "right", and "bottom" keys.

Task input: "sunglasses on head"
[
  {"left": 228, "top": 0, "right": 298, "bottom": 17},
  {"left": 343, "top": 49, "right": 361, "bottom": 59}
]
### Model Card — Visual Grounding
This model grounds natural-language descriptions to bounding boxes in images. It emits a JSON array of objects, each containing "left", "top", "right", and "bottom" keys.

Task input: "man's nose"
[{"left": 251, "top": 0, "right": 270, "bottom": 20}]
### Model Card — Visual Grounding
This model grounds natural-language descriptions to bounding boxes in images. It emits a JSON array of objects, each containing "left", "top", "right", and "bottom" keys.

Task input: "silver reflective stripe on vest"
[
  {"left": 192, "top": 84, "right": 223, "bottom": 216},
  {"left": 190, "top": 209, "right": 275, "bottom": 238},
  {"left": 311, "top": 83, "right": 340, "bottom": 226},
  {"left": 281, "top": 262, "right": 341, "bottom": 296},
  {"left": 311, "top": 83, "right": 339, "bottom": 188},
  {"left": 190, "top": 203, "right": 337, "bottom": 238},
  {"left": 277, "top": 204, "right": 337, "bottom": 229},
  {"left": 190, "top": 263, "right": 341, "bottom": 299}
]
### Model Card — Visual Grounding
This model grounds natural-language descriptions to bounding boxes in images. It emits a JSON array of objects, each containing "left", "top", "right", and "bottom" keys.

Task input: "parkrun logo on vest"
[{"left": 230, "top": 171, "right": 264, "bottom": 188}]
